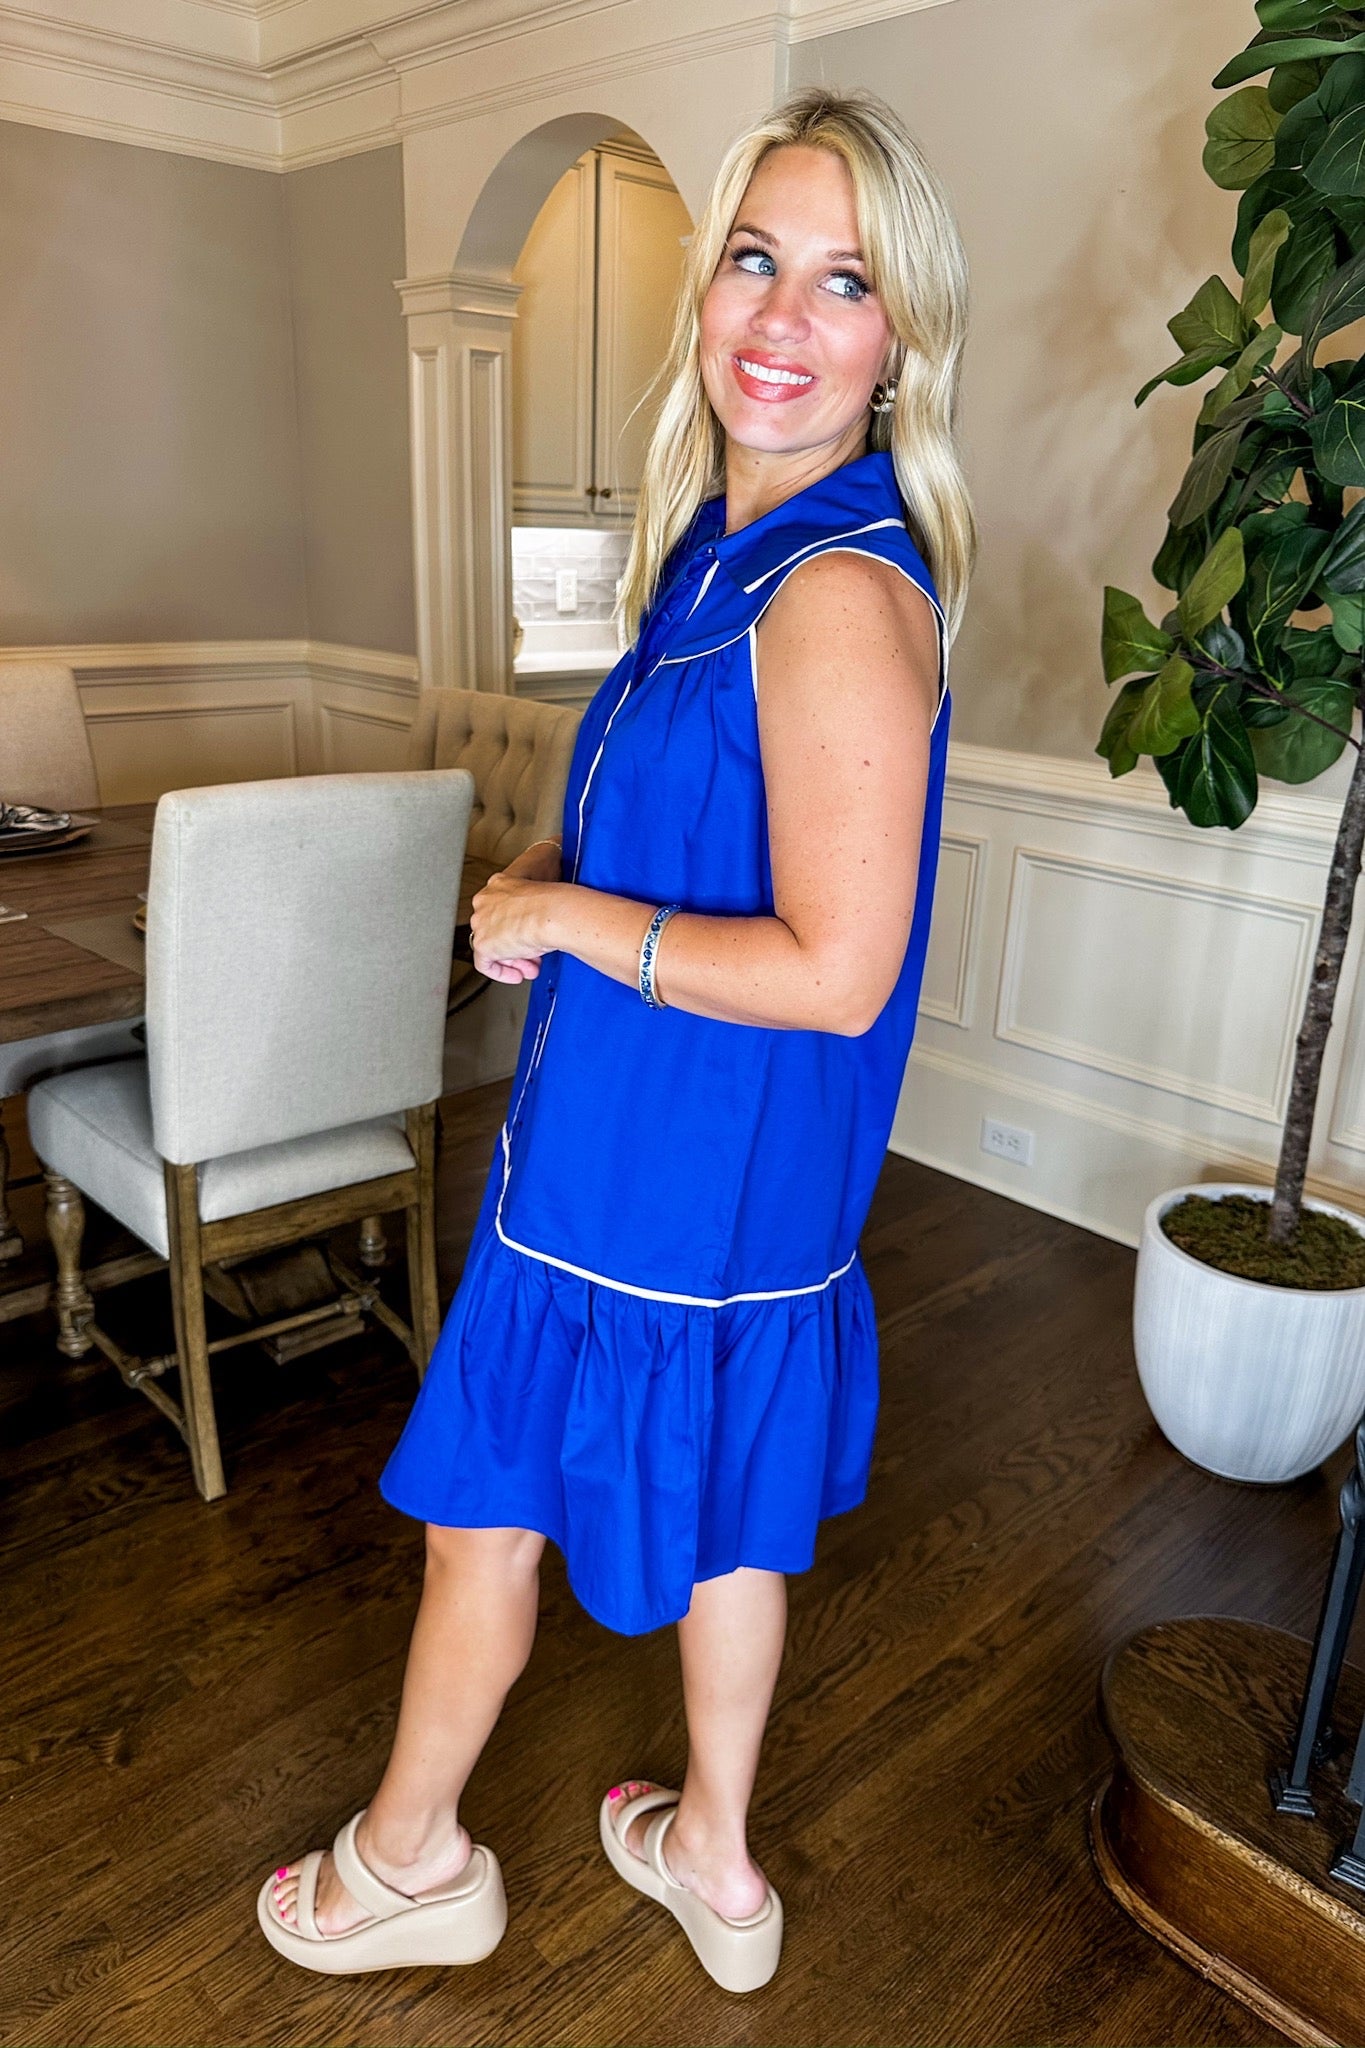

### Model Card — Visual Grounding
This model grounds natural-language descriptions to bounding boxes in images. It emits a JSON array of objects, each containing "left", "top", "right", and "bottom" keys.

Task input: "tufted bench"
[{"left": 405, "top": 688, "right": 583, "bottom": 1091}]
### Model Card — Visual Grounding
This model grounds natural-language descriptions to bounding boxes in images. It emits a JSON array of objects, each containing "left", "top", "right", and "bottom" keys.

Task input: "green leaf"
[
  {"left": 1242, "top": 523, "right": 1333, "bottom": 660},
  {"left": 1127, "top": 657, "right": 1203, "bottom": 757},
  {"left": 1178, "top": 527, "right": 1248, "bottom": 636},
  {"left": 1300, "top": 242, "right": 1365, "bottom": 371},
  {"left": 1306, "top": 101, "right": 1365, "bottom": 193},
  {"left": 1170, "top": 689, "right": 1260, "bottom": 827},
  {"left": 1249, "top": 496, "right": 1314, "bottom": 543},
  {"left": 1269, "top": 60, "right": 1328, "bottom": 114},
  {"left": 1201, "top": 325, "right": 1284, "bottom": 423},
  {"left": 1274, "top": 86, "right": 1332, "bottom": 164},
  {"left": 1207, "top": 86, "right": 1283, "bottom": 187},
  {"left": 1201, "top": 617, "right": 1249, "bottom": 667},
  {"left": 1170, "top": 273, "right": 1253, "bottom": 355},
  {"left": 1318, "top": 490, "right": 1365, "bottom": 586},
  {"left": 1170, "top": 420, "right": 1250, "bottom": 525},
  {"left": 1259, "top": 0, "right": 1352, "bottom": 27},
  {"left": 1096, "top": 677, "right": 1150, "bottom": 777},
  {"left": 1314, "top": 46, "right": 1365, "bottom": 118},
  {"left": 1244, "top": 208, "right": 1293, "bottom": 316},
  {"left": 1153, "top": 521, "right": 1209, "bottom": 593},
  {"left": 1101, "top": 586, "right": 1176, "bottom": 682},
  {"left": 1311, "top": 383, "right": 1365, "bottom": 480},
  {"left": 1330, "top": 586, "right": 1365, "bottom": 645},
  {"left": 1325, "top": 189, "right": 1365, "bottom": 244},
  {"left": 1274, "top": 208, "right": 1341, "bottom": 327},
  {"left": 1136, "top": 347, "right": 1245, "bottom": 408},
  {"left": 1250, "top": 674, "right": 1356, "bottom": 777},
  {"left": 1215, "top": 35, "right": 1365, "bottom": 94},
  {"left": 1285, "top": 620, "right": 1350, "bottom": 671},
  {"left": 1235, "top": 167, "right": 1310, "bottom": 270}
]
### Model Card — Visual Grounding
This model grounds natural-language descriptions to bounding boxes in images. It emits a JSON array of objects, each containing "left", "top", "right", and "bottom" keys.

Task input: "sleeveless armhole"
[{"left": 747, "top": 546, "right": 949, "bottom": 738}]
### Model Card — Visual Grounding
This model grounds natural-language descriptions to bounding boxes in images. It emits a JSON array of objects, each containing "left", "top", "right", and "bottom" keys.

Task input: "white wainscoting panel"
[
  {"left": 0, "top": 641, "right": 421, "bottom": 801},
  {"left": 994, "top": 847, "right": 1318, "bottom": 1125},
  {"left": 895, "top": 742, "right": 1365, "bottom": 1248},
  {"left": 919, "top": 831, "right": 982, "bottom": 1028}
]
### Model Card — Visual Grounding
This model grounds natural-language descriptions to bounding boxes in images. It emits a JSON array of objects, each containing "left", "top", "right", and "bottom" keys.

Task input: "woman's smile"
[{"left": 731, "top": 349, "right": 817, "bottom": 401}]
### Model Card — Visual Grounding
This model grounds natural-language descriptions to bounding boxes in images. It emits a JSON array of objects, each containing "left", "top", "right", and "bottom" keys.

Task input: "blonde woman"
[{"left": 260, "top": 83, "right": 976, "bottom": 1993}]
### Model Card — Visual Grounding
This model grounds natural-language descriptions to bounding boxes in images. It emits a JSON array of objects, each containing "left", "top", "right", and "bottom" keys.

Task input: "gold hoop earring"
[{"left": 870, "top": 378, "right": 898, "bottom": 414}]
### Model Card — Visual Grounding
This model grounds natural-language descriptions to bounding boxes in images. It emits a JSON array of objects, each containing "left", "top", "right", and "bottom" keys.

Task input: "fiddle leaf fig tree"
[{"left": 1099, "top": 0, "right": 1365, "bottom": 1247}]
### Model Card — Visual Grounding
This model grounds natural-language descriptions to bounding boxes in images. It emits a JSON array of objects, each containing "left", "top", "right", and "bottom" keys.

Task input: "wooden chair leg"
[
  {"left": 44, "top": 1170, "right": 93, "bottom": 1355},
  {"left": 0, "top": 1113, "right": 23, "bottom": 1262},
  {"left": 164, "top": 1160, "right": 226, "bottom": 1502},
  {"left": 405, "top": 1103, "right": 440, "bottom": 1380},
  {"left": 358, "top": 1213, "right": 388, "bottom": 1268}
]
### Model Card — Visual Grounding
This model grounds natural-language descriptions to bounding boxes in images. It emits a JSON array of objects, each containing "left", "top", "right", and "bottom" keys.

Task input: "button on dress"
[{"left": 381, "top": 448, "right": 953, "bottom": 1635}]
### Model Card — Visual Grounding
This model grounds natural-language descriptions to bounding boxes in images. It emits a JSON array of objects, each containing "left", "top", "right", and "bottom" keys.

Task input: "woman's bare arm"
[{"left": 474, "top": 553, "right": 940, "bottom": 1032}]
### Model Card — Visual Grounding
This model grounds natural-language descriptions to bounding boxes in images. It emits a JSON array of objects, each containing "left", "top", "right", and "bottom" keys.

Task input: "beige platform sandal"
[
  {"left": 257, "top": 1809, "right": 507, "bottom": 1975},
  {"left": 599, "top": 1781, "right": 783, "bottom": 1994}
]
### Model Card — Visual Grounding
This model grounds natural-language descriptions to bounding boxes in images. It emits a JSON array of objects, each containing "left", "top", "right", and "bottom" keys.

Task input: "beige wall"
[
  {"left": 0, "top": 120, "right": 414, "bottom": 656},
  {"left": 284, "top": 146, "right": 415, "bottom": 655},
  {"left": 794, "top": 0, "right": 1261, "bottom": 761},
  {"left": 0, "top": 118, "right": 308, "bottom": 645}
]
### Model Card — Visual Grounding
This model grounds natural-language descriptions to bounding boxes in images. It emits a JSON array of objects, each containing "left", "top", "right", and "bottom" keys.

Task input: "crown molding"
[
  {"left": 788, "top": 0, "right": 959, "bottom": 39},
  {"left": 0, "top": 0, "right": 959, "bottom": 172}
]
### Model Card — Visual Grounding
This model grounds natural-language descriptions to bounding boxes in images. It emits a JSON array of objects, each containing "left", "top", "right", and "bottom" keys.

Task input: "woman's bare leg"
[
  {"left": 273, "top": 1523, "right": 545, "bottom": 1935},
  {"left": 614, "top": 1564, "right": 786, "bottom": 1921}
]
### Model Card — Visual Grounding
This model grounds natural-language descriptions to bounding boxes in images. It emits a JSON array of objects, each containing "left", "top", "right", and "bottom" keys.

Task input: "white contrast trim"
[
  {"left": 493, "top": 1125, "right": 858, "bottom": 1308},
  {"left": 661, "top": 541, "right": 950, "bottom": 735},
  {"left": 740, "top": 518, "right": 904, "bottom": 593},
  {"left": 685, "top": 558, "right": 720, "bottom": 620}
]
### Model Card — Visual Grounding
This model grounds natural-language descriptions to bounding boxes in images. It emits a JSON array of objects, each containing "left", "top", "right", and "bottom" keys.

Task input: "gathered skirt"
[{"left": 380, "top": 1147, "right": 881, "bottom": 1636}]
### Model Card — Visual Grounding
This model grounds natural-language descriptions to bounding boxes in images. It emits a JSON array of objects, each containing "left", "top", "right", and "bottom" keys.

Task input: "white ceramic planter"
[{"left": 1133, "top": 1181, "right": 1365, "bottom": 1484}]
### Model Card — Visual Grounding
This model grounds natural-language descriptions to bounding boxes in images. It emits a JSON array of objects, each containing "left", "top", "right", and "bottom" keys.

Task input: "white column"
[{"left": 395, "top": 271, "right": 521, "bottom": 694}]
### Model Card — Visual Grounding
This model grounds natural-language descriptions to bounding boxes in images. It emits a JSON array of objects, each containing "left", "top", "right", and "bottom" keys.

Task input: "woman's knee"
[{"left": 423, "top": 1521, "right": 546, "bottom": 1582}]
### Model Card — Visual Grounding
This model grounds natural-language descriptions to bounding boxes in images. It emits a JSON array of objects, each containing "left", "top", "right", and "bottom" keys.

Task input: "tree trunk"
[{"left": 1269, "top": 680, "right": 1365, "bottom": 1243}]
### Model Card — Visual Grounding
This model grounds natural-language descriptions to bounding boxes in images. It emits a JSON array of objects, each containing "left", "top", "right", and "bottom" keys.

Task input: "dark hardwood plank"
[{"left": 0, "top": 1076, "right": 1341, "bottom": 2046}]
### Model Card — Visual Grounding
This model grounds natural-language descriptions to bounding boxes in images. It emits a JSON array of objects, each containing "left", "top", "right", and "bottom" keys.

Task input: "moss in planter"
[{"left": 1160, "top": 1193, "right": 1365, "bottom": 1290}]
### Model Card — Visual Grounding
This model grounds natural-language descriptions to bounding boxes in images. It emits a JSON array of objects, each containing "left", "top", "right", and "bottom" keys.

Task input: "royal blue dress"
[{"left": 381, "top": 448, "right": 952, "bottom": 1635}]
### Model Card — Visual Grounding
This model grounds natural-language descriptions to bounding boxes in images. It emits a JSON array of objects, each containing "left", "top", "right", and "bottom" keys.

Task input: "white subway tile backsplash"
[{"left": 512, "top": 525, "right": 630, "bottom": 630}]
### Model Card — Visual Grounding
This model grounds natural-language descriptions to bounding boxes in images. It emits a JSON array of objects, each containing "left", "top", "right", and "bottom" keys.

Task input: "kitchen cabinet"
[{"left": 512, "top": 143, "right": 691, "bottom": 524}]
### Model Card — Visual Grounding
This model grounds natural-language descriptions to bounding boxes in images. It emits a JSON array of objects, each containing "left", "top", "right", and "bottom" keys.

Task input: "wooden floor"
[{"left": 0, "top": 1079, "right": 1354, "bottom": 2047}]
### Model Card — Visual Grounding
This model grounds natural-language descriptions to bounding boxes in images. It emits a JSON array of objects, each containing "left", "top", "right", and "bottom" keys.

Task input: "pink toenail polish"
[
  {"left": 276, "top": 1866, "right": 288, "bottom": 1878},
  {"left": 609, "top": 1786, "right": 621, "bottom": 1798}
]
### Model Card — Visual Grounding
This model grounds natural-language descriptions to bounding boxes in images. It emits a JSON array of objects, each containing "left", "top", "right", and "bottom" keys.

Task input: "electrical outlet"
[
  {"left": 981, "top": 1117, "right": 1035, "bottom": 1167},
  {"left": 555, "top": 569, "right": 579, "bottom": 613}
]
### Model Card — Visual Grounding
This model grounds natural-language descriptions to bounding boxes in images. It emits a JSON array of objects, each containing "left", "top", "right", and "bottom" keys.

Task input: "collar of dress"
[{"left": 650, "top": 447, "right": 937, "bottom": 663}]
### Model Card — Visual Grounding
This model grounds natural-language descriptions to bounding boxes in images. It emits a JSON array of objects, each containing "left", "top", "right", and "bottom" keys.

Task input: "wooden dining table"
[{"left": 0, "top": 803, "right": 154, "bottom": 1047}]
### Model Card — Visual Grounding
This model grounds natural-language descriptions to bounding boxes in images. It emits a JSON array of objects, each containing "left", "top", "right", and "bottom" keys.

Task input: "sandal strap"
[
  {"left": 330, "top": 1811, "right": 418, "bottom": 1922},
  {"left": 612, "top": 1786, "right": 677, "bottom": 1852},
  {"left": 643, "top": 1806, "right": 687, "bottom": 1891},
  {"left": 294, "top": 1849, "right": 325, "bottom": 1940}
]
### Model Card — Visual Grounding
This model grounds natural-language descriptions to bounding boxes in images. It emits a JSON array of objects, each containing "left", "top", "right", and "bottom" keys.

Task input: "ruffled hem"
[{"left": 379, "top": 1204, "right": 880, "bottom": 1637}]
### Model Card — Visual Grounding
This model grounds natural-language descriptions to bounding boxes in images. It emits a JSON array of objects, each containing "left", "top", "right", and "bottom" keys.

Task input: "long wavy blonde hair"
[{"left": 616, "top": 85, "right": 977, "bottom": 647}]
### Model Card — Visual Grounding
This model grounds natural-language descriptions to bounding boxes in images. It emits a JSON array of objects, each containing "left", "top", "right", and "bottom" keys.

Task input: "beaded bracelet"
[{"left": 638, "top": 901, "right": 682, "bottom": 1009}]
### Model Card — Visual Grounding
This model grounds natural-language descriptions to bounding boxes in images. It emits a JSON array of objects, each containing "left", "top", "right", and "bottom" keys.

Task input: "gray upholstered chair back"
[
  {"left": 404, "top": 688, "right": 581, "bottom": 864},
  {"left": 0, "top": 662, "right": 100, "bottom": 811},
  {"left": 145, "top": 771, "right": 474, "bottom": 1166}
]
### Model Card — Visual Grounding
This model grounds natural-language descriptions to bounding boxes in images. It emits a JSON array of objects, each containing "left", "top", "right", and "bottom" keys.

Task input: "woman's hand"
[
  {"left": 470, "top": 850, "right": 562, "bottom": 982},
  {"left": 464, "top": 839, "right": 560, "bottom": 983}
]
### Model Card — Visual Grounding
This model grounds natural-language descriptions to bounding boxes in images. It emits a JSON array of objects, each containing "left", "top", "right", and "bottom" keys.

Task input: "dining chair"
[
  {"left": 405, "top": 687, "right": 582, "bottom": 1093},
  {"left": 0, "top": 661, "right": 100, "bottom": 811},
  {"left": 26, "top": 769, "right": 474, "bottom": 1501},
  {"left": 0, "top": 660, "right": 140, "bottom": 1261}
]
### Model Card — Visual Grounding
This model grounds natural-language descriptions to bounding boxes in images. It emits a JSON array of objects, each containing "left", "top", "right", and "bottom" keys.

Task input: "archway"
[{"left": 396, "top": 112, "right": 689, "bottom": 696}]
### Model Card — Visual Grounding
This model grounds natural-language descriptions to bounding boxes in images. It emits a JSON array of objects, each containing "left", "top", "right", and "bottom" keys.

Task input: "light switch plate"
[{"left": 555, "top": 569, "right": 579, "bottom": 613}]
